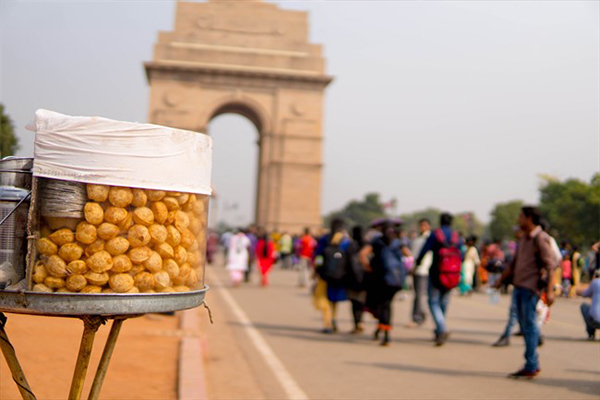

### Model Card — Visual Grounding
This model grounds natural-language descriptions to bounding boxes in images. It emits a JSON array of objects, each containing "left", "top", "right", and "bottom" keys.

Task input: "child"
[{"left": 561, "top": 254, "right": 572, "bottom": 298}]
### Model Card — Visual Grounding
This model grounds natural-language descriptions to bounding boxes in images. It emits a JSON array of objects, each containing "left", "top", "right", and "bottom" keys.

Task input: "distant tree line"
[{"left": 324, "top": 173, "right": 600, "bottom": 249}]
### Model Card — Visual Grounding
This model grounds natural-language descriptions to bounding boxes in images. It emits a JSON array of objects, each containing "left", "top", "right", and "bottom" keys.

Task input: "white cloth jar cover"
[{"left": 28, "top": 109, "right": 212, "bottom": 195}]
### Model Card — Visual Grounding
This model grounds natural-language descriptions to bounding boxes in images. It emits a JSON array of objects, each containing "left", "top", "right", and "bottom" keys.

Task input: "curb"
[{"left": 178, "top": 308, "right": 208, "bottom": 400}]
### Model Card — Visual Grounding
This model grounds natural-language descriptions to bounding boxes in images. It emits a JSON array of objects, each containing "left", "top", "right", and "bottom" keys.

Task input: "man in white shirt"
[{"left": 408, "top": 218, "right": 432, "bottom": 327}]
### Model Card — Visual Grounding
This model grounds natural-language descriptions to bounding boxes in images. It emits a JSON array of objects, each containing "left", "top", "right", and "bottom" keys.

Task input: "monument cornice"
[{"left": 144, "top": 61, "right": 333, "bottom": 88}]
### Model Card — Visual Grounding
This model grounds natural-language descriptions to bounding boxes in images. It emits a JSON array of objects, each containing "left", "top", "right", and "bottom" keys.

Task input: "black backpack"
[{"left": 318, "top": 242, "right": 349, "bottom": 284}]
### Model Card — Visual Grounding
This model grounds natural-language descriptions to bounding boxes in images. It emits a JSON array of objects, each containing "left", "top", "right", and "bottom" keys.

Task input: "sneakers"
[
  {"left": 538, "top": 335, "right": 544, "bottom": 347},
  {"left": 508, "top": 368, "right": 540, "bottom": 379},
  {"left": 492, "top": 335, "right": 510, "bottom": 347}
]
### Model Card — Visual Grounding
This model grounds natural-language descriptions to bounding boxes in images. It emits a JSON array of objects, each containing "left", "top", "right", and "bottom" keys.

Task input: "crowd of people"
[{"left": 213, "top": 207, "right": 600, "bottom": 379}]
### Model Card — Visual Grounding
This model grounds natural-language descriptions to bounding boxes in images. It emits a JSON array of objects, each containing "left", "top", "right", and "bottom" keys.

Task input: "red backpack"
[{"left": 434, "top": 229, "right": 461, "bottom": 290}]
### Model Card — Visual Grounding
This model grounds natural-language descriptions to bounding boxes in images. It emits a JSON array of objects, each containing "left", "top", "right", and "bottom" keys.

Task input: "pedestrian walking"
[
  {"left": 361, "top": 221, "right": 408, "bottom": 346},
  {"left": 245, "top": 225, "right": 258, "bottom": 283},
  {"left": 408, "top": 218, "right": 432, "bottom": 327},
  {"left": 298, "top": 228, "right": 316, "bottom": 287},
  {"left": 255, "top": 230, "right": 275, "bottom": 287},
  {"left": 459, "top": 235, "right": 480, "bottom": 295},
  {"left": 279, "top": 232, "right": 293, "bottom": 269},
  {"left": 495, "top": 206, "right": 555, "bottom": 379},
  {"left": 346, "top": 226, "right": 367, "bottom": 334},
  {"left": 416, "top": 212, "right": 463, "bottom": 346},
  {"left": 225, "top": 229, "right": 251, "bottom": 287}
]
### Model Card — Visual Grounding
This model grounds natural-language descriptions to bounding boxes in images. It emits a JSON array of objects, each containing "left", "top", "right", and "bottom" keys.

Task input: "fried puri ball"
[
  {"left": 189, "top": 216, "right": 202, "bottom": 235},
  {"left": 179, "top": 228, "right": 195, "bottom": 249},
  {"left": 186, "top": 268, "right": 199, "bottom": 288},
  {"left": 128, "top": 264, "right": 145, "bottom": 276},
  {"left": 46, "top": 255, "right": 68, "bottom": 278},
  {"left": 127, "top": 286, "right": 140, "bottom": 294},
  {"left": 118, "top": 211, "right": 134, "bottom": 232},
  {"left": 147, "top": 190, "right": 166, "bottom": 202},
  {"left": 49, "top": 228, "right": 75, "bottom": 246},
  {"left": 109, "top": 273, "right": 134, "bottom": 293},
  {"left": 33, "top": 283, "right": 53, "bottom": 293},
  {"left": 102, "top": 288, "right": 114, "bottom": 294},
  {"left": 143, "top": 251, "right": 163, "bottom": 272},
  {"left": 105, "top": 237, "right": 130, "bottom": 256},
  {"left": 112, "top": 255, "right": 133, "bottom": 273},
  {"left": 163, "top": 259, "right": 180, "bottom": 279},
  {"left": 44, "top": 276, "right": 66, "bottom": 289},
  {"left": 153, "top": 271, "right": 171, "bottom": 290},
  {"left": 163, "top": 197, "right": 180, "bottom": 211},
  {"left": 66, "top": 274, "right": 87, "bottom": 292},
  {"left": 131, "top": 189, "right": 148, "bottom": 208},
  {"left": 187, "top": 251, "right": 200, "bottom": 267},
  {"left": 56, "top": 288, "right": 71, "bottom": 293},
  {"left": 67, "top": 260, "right": 88, "bottom": 275},
  {"left": 97, "top": 223, "right": 120, "bottom": 241},
  {"left": 149, "top": 224, "right": 167, "bottom": 244},
  {"left": 133, "top": 272, "right": 155, "bottom": 292},
  {"left": 59, "top": 242, "right": 84, "bottom": 262},
  {"left": 177, "top": 193, "right": 190, "bottom": 205},
  {"left": 37, "top": 237, "right": 58, "bottom": 256},
  {"left": 86, "top": 250, "right": 113, "bottom": 273},
  {"left": 32, "top": 261, "right": 48, "bottom": 284},
  {"left": 80, "top": 285, "right": 102, "bottom": 294},
  {"left": 160, "top": 287, "right": 176, "bottom": 293},
  {"left": 84, "top": 240, "right": 105, "bottom": 258},
  {"left": 76, "top": 222, "right": 97, "bottom": 244},
  {"left": 151, "top": 201, "right": 168, "bottom": 224},
  {"left": 87, "top": 184, "right": 110, "bottom": 202},
  {"left": 174, "top": 211, "right": 190, "bottom": 231},
  {"left": 155, "top": 242, "right": 174, "bottom": 259},
  {"left": 142, "top": 289, "right": 156, "bottom": 294},
  {"left": 84, "top": 202, "right": 104, "bottom": 225},
  {"left": 128, "top": 224, "right": 151, "bottom": 248},
  {"left": 174, "top": 245, "right": 188, "bottom": 265},
  {"left": 84, "top": 271, "right": 109, "bottom": 286},
  {"left": 128, "top": 246, "right": 152, "bottom": 264},
  {"left": 174, "top": 285, "right": 190, "bottom": 292},
  {"left": 165, "top": 225, "right": 181, "bottom": 247},
  {"left": 104, "top": 207, "right": 128, "bottom": 225},
  {"left": 192, "top": 199, "right": 205, "bottom": 217},
  {"left": 108, "top": 186, "right": 133, "bottom": 208},
  {"left": 133, "top": 207, "right": 154, "bottom": 226}
]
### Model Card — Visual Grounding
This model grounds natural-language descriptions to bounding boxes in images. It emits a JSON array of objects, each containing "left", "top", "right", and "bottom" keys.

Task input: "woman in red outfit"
[{"left": 256, "top": 232, "right": 275, "bottom": 287}]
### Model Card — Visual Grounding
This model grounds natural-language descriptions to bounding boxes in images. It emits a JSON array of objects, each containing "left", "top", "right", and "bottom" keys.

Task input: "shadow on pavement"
[{"left": 352, "top": 362, "right": 600, "bottom": 396}]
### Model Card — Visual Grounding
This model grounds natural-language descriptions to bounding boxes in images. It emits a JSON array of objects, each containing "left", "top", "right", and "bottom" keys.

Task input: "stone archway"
[{"left": 145, "top": 0, "right": 332, "bottom": 233}]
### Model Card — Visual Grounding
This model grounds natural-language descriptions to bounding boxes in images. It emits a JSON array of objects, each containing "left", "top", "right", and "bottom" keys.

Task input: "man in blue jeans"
[
  {"left": 416, "top": 212, "right": 461, "bottom": 346},
  {"left": 496, "top": 206, "right": 555, "bottom": 379}
]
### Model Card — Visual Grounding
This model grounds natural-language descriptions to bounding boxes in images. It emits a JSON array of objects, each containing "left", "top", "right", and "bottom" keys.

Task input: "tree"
[
  {"left": 1, "top": 104, "right": 20, "bottom": 157},
  {"left": 489, "top": 200, "right": 524, "bottom": 241},
  {"left": 323, "top": 192, "right": 386, "bottom": 228},
  {"left": 539, "top": 174, "right": 600, "bottom": 247}
]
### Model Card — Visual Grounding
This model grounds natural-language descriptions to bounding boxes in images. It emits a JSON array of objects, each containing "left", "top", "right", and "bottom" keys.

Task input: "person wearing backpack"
[
  {"left": 313, "top": 218, "right": 350, "bottom": 333},
  {"left": 416, "top": 212, "right": 463, "bottom": 346},
  {"left": 359, "top": 221, "right": 409, "bottom": 346}
]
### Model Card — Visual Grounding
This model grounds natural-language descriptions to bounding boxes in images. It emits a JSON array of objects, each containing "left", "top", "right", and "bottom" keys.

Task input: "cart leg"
[
  {"left": 0, "top": 313, "right": 37, "bottom": 400},
  {"left": 68, "top": 316, "right": 104, "bottom": 400},
  {"left": 87, "top": 318, "right": 125, "bottom": 400}
]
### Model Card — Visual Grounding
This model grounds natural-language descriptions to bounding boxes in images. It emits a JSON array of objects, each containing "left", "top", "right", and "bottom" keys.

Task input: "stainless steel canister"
[{"left": 0, "top": 157, "right": 33, "bottom": 190}]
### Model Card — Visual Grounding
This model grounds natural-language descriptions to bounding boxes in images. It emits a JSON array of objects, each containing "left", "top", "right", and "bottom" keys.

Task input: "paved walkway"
[{"left": 203, "top": 263, "right": 600, "bottom": 400}]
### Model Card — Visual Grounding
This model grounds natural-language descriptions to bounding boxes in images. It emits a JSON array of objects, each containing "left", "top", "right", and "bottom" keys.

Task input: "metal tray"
[{"left": 0, "top": 285, "right": 208, "bottom": 316}]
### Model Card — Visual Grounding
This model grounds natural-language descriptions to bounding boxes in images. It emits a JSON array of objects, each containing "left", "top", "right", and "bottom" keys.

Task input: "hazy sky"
[{"left": 2, "top": 1, "right": 598, "bottom": 227}]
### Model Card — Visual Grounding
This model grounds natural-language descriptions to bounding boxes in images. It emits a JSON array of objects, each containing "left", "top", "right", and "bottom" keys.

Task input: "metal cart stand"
[{"left": 0, "top": 288, "right": 208, "bottom": 400}]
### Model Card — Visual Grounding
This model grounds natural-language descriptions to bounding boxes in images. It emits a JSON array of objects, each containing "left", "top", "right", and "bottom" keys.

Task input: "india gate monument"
[{"left": 145, "top": 0, "right": 333, "bottom": 233}]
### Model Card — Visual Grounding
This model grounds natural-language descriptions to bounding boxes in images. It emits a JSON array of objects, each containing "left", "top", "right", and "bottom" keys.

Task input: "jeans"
[
  {"left": 580, "top": 303, "right": 600, "bottom": 337},
  {"left": 502, "top": 290, "right": 518, "bottom": 338},
  {"left": 428, "top": 278, "right": 451, "bottom": 335},
  {"left": 298, "top": 256, "right": 311, "bottom": 286},
  {"left": 515, "top": 287, "right": 540, "bottom": 372},
  {"left": 412, "top": 275, "right": 428, "bottom": 324}
]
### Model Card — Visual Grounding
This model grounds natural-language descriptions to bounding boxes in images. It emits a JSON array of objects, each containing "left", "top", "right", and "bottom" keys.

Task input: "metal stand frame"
[{"left": 0, "top": 312, "right": 137, "bottom": 400}]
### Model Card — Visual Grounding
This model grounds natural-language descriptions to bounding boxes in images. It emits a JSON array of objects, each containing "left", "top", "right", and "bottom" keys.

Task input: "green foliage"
[
  {"left": 539, "top": 174, "right": 600, "bottom": 247},
  {"left": 400, "top": 208, "right": 485, "bottom": 237},
  {"left": 489, "top": 200, "right": 524, "bottom": 241},
  {"left": 323, "top": 192, "right": 386, "bottom": 228},
  {"left": 0, "top": 104, "right": 20, "bottom": 157}
]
